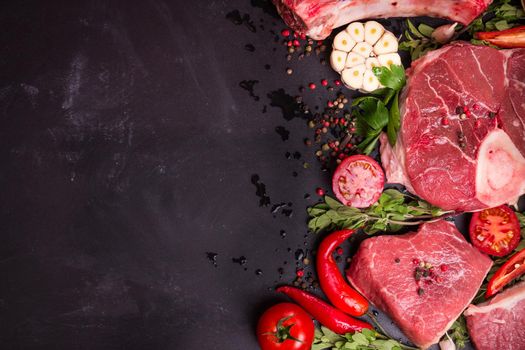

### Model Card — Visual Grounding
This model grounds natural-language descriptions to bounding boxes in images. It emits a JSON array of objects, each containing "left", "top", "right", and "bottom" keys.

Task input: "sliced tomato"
[
  {"left": 486, "top": 249, "right": 525, "bottom": 298},
  {"left": 469, "top": 205, "right": 521, "bottom": 257},
  {"left": 332, "top": 155, "right": 384, "bottom": 208}
]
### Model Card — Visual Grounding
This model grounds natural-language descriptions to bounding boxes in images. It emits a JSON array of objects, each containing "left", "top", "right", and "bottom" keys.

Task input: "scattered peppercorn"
[
  {"left": 286, "top": 68, "right": 293, "bottom": 75},
  {"left": 316, "top": 187, "right": 325, "bottom": 196}
]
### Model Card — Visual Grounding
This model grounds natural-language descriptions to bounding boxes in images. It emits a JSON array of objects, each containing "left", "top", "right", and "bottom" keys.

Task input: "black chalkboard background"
[{"left": 0, "top": 1, "right": 501, "bottom": 349}]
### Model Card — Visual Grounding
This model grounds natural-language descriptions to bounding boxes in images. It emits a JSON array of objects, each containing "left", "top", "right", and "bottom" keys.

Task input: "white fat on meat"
[
  {"left": 465, "top": 282, "right": 525, "bottom": 317},
  {"left": 475, "top": 129, "right": 525, "bottom": 207}
]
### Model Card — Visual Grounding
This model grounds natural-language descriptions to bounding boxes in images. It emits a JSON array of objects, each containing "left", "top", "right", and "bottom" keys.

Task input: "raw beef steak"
[
  {"left": 381, "top": 43, "right": 525, "bottom": 211},
  {"left": 346, "top": 221, "right": 492, "bottom": 349},
  {"left": 465, "top": 281, "right": 525, "bottom": 350},
  {"left": 272, "top": 0, "right": 491, "bottom": 40}
]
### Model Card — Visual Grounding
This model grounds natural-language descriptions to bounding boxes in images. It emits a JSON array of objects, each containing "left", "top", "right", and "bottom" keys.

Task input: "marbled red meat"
[
  {"left": 346, "top": 221, "right": 492, "bottom": 349},
  {"left": 272, "top": 0, "right": 491, "bottom": 40},
  {"left": 465, "top": 281, "right": 525, "bottom": 350},
  {"left": 381, "top": 43, "right": 525, "bottom": 212}
]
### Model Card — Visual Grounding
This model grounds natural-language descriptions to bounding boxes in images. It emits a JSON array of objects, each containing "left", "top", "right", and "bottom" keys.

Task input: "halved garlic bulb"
[{"left": 330, "top": 21, "right": 401, "bottom": 92}]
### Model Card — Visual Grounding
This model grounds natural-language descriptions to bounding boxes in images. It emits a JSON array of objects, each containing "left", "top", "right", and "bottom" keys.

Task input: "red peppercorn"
[
  {"left": 338, "top": 153, "right": 345, "bottom": 160},
  {"left": 293, "top": 32, "right": 298, "bottom": 38},
  {"left": 321, "top": 79, "right": 328, "bottom": 86},
  {"left": 346, "top": 143, "right": 353, "bottom": 148},
  {"left": 441, "top": 117, "right": 449, "bottom": 126},
  {"left": 472, "top": 103, "right": 480, "bottom": 111},
  {"left": 334, "top": 79, "right": 341, "bottom": 86},
  {"left": 317, "top": 40, "right": 323, "bottom": 46},
  {"left": 475, "top": 119, "right": 481, "bottom": 128},
  {"left": 300, "top": 33, "right": 306, "bottom": 40},
  {"left": 316, "top": 187, "right": 325, "bottom": 196},
  {"left": 296, "top": 269, "right": 304, "bottom": 277},
  {"left": 440, "top": 264, "right": 448, "bottom": 272},
  {"left": 309, "top": 83, "right": 316, "bottom": 90},
  {"left": 281, "top": 29, "right": 291, "bottom": 37},
  {"left": 327, "top": 101, "right": 334, "bottom": 108},
  {"left": 465, "top": 109, "right": 472, "bottom": 117},
  {"left": 287, "top": 40, "right": 293, "bottom": 47},
  {"left": 413, "top": 259, "right": 420, "bottom": 265},
  {"left": 336, "top": 247, "right": 343, "bottom": 255},
  {"left": 293, "top": 39, "right": 300, "bottom": 47},
  {"left": 323, "top": 121, "right": 330, "bottom": 128}
]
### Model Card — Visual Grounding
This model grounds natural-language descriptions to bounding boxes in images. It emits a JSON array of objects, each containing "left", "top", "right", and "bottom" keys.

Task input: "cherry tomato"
[
  {"left": 486, "top": 249, "right": 525, "bottom": 298},
  {"left": 469, "top": 205, "right": 521, "bottom": 257},
  {"left": 332, "top": 155, "right": 384, "bottom": 208},
  {"left": 256, "top": 303, "right": 314, "bottom": 350}
]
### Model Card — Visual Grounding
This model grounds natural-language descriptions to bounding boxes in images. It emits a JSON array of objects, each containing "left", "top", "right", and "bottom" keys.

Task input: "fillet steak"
[
  {"left": 272, "top": 0, "right": 491, "bottom": 40},
  {"left": 381, "top": 43, "right": 525, "bottom": 212},
  {"left": 346, "top": 220, "right": 492, "bottom": 349},
  {"left": 465, "top": 281, "right": 525, "bottom": 350}
]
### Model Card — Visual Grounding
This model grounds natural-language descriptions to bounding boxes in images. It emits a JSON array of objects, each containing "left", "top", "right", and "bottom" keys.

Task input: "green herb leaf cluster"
[
  {"left": 353, "top": 65, "right": 406, "bottom": 154},
  {"left": 468, "top": 0, "right": 525, "bottom": 40},
  {"left": 312, "top": 326, "right": 405, "bottom": 350},
  {"left": 399, "top": 20, "right": 442, "bottom": 60},
  {"left": 444, "top": 316, "right": 469, "bottom": 349},
  {"left": 307, "top": 189, "right": 450, "bottom": 234}
]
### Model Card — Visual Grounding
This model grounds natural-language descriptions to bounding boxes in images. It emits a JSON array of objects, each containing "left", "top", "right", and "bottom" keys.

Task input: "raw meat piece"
[
  {"left": 381, "top": 43, "right": 525, "bottom": 212},
  {"left": 272, "top": 0, "right": 492, "bottom": 40},
  {"left": 346, "top": 221, "right": 492, "bottom": 349},
  {"left": 465, "top": 282, "right": 525, "bottom": 350}
]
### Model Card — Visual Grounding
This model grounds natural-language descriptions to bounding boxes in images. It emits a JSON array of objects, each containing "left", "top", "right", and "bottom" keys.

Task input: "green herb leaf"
[
  {"left": 307, "top": 191, "right": 450, "bottom": 234},
  {"left": 372, "top": 65, "right": 406, "bottom": 91},
  {"left": 356, "top": 98, "right": 389, "bottom": 132},
  {"left": 417, "top": 23, "right": 435, "bottom": 38},
  {"left": 387, "top": 91, "right": 401, "bottom": 146},
  {"left": 444, "top": 315, "right": 469, "bottom": 349},
  {"left": 312, "top": 327, "right": 410, "bottom": 350},
  {"left": 353, "top": 65, "right": 406, "bottom": 154},
  {"left": 407, "top": 19, "right": 424, "bottom": 38}
]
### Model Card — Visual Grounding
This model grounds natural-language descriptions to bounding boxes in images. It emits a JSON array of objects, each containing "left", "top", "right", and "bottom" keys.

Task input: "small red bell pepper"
[
  {"left": 317, "top": 229, "right": 369, "bottom": 316},
  {"left": 276, "top": 286, "right": 373, "bottom": 334},
  {"left": 486, "top": 249, "right": 525, "bottom": 298},
  {"left": 475, "top": 25, "right": 525, "bottom": 48}
]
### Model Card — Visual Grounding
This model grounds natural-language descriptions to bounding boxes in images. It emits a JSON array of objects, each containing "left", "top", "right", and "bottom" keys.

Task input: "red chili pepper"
[
  {"left": 317, "top": 230, "right": 369, "bottom": 316},
  {"left": 475, "top": 25, "right": 525, "bottom": 48},
  {"left": 276, "top": 286, "right": 373, "bottom": 334},
  {"left": 486, "top": 249, "right": 525, "bottom": 298}
]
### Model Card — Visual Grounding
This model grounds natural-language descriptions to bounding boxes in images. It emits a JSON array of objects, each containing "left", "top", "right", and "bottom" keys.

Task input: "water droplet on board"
[{"left": 206, "top": 252, "right": 218, "bottom": 267}]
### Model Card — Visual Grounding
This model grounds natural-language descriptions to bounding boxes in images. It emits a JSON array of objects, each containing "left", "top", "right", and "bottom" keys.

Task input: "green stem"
[{"left": 364, "top": 211, "right": 456, "bottom": 226}]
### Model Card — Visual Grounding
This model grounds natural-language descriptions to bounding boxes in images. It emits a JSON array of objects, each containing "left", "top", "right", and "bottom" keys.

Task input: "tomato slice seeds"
[
  {"left": 469, "top": 205, "right": 521, "bottom": 257},
  {"left": 332, "top": 155, "right": 384, "bottom": 208}
]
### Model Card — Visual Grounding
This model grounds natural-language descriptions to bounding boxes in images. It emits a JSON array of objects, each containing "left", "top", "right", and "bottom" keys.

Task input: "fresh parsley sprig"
[
  {"left": 353, "top": 65, "right": 406, "bottom": 154},
  {"left": 312, "top": 326, "right": 417, "bottom": 350},
  {"left": 307, "top": 189, "right": 451, "bottom": 234}
]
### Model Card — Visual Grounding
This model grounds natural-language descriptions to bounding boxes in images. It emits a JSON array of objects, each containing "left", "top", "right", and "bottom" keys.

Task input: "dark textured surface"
[
  {"left": 0, "top": 1, "right": 330, "bottom": 349},
  {"left": 0, "top": 1, "right": 490, "bottom": 350}
]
